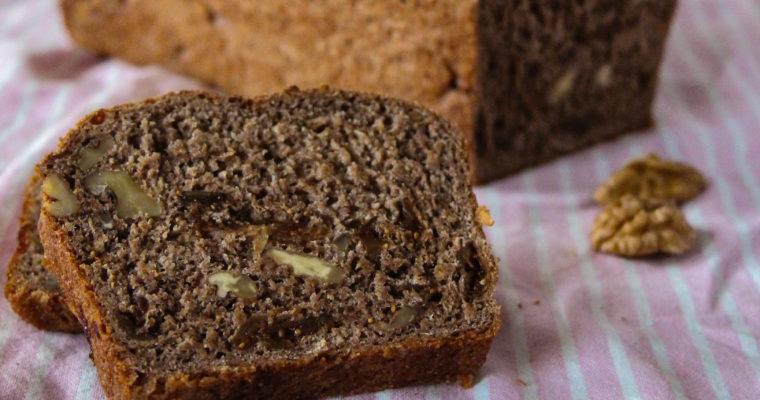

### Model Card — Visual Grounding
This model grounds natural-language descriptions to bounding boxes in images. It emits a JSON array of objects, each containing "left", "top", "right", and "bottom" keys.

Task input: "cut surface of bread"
[
  {"left": 62, "top": 0, "right": 677, "bottom": 183},
  {"left": 4, "top": 172, "right": 81, "bottom": 333},
  {"left": 38, "top": 90, "right": 500, "bottom": 399}
]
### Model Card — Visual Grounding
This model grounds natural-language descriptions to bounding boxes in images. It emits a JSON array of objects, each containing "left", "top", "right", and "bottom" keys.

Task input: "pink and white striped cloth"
[{"left": 1, "top": 0, "right": 759, "bottom": 399}]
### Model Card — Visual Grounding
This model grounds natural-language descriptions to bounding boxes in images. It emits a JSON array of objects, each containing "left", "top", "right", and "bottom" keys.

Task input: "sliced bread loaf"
[
  {"left": 4, "top": 172, "right": 80, "bottom": 333},
  {"left": 38, "top": 89, "right": 500, "bottom": 399}
]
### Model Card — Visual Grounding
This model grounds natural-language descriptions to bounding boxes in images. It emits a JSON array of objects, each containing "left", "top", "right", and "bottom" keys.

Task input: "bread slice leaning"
[
  {"left": 38, "top": 89, "right": 500, "bottom": 400},
  {"left": 4, "top": 172, "right": 80, "bottom": 333}
]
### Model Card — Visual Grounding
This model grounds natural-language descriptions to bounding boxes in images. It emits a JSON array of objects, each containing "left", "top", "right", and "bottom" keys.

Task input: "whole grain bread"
[
  {"left": 62, "top": 0, "right": 677, "bottom": 183},
  {"left": 4, "top": 172, "right": 81, "bottom": 333},
  {"left": 38, "top": 89, "right": 500, "bottom": 399}
]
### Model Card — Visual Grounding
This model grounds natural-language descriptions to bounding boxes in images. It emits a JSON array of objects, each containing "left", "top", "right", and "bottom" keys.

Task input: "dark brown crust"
[
  {"left": 38, "top": 89, "right": 500, "bottom": 400},
  {"left": 4, "top": 172, "right": 81, "bottom": 333}
]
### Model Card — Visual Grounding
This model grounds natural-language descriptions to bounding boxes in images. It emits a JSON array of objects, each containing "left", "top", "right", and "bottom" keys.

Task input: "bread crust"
[
  {"left": 4, "top": 172, "right": 80, "bottom": 333},
  {"left": 37, "top": 89, "right": 501, "bottom": 399}
]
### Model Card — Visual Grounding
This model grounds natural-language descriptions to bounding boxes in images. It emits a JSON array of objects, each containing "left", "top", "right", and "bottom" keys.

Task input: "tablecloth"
[{"left": 1, "top": 0, "right": 759, "bottom": 399}]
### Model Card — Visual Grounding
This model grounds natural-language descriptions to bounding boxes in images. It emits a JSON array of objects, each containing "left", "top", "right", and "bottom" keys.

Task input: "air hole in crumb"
[
  {"left": 153, "top": 138, "right": 167, "bottom": 154},
  {"left": 388, "top": 286, "right": 405, "bottom": 300},
  {"left": 293, "top": 187, "right": 308, "bottom": 198},
  {"left": 63, "top": 175, "right": 76, "bottom": 188},
  {"left": 135, "top": 295, "right": 149, "bottom": 313},
  {"left": 134, "top": 372, "right": 148, "bottom": 386},
  {"left": 127, "top": 135, "right": 141, "bottom": 149},
  {"left": 116, "top": 229, "right": 129, "bottom": 241},
  {"left": 429, "top": 292, "right": 443, "bottom": 303}
]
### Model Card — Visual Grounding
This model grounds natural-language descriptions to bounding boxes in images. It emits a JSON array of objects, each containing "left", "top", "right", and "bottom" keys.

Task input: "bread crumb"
[
  {"left": 517, "top": 378, "right": 528, "bottom": 387},
  {"left": 476, "top": 205, "right": 494, "bottom": 226}
]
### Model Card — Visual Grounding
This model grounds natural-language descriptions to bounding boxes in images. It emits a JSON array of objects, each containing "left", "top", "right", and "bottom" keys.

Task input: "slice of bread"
[
  {"left": 38, "top": 89, "right": 500, "bottom": 399},
  {"left": 4, "top": 172, "right": 80, "bottom": 333}
]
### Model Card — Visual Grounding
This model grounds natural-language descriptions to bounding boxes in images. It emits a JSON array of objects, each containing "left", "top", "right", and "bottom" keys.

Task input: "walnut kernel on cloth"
[
  {"left": 594, "top": 154, "right": 707, "bottom": 205},
  {"left": 591, "top": 196, "right": 696, "bottom": 257}
]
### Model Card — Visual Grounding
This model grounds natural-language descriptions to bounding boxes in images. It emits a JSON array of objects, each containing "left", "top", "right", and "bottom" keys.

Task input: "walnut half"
[
  {"left": 42, "top": 174, "right": 79, "bottom": 217},
  {"left": 594, "top": 154, "right": 707, "bottom": 205},
  {"left": 591, "top": 196, "right": 696, "bottom": 257}
]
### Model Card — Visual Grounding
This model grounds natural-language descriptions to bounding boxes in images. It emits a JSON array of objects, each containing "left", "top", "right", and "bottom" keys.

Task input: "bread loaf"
[{"left": 62, "top": 0, "right": 677, "bottom": 183}]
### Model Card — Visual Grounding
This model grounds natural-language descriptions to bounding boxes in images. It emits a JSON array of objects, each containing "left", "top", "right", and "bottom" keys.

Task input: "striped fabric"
[{"left": 1, "top": 0, "right": 759, "bottom": 399}]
